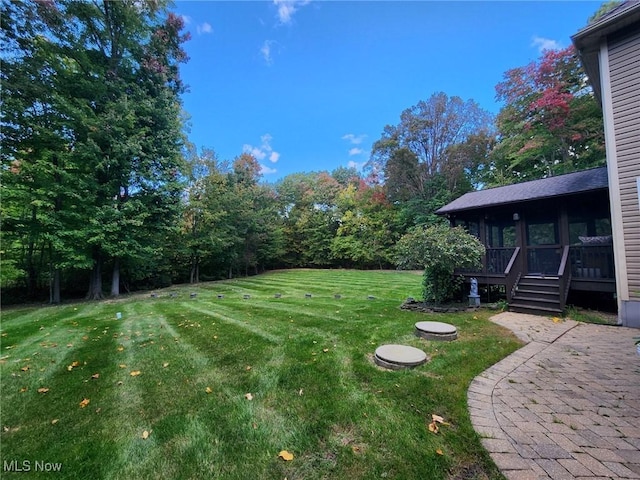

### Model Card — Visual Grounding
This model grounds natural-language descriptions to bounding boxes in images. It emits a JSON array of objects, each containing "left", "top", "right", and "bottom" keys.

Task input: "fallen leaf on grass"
[
  {"left": 37, "top": 387, "right": 49, "bottom": 394},
  {"left": 245, "top": 366, "right": 252, "bottom": 371},
  {"left": 244, "top": 393, "right": 253, "bottom": 401},
  {"left": 431, "top": 414, "right": 449, "bottom": 425},
  {"left": 142, "top": 430, "right": 150, "bottom": 440},
  {"left": 79, "top": 398, "right": 90, "bottom": 408},
  {"left": 205, "top": 387, "right": 212, "bottom": 394},
  {"left": 278, "top": 450, "right": 294, "bottom": 461},
  {"left": 119, "top": 364, "right": 127, "bottom": 369},
  {"left": 117, "top": 346, "right": 124, "bottom": 352},
  {"left": 21, "top": 366, "right": 30, "bottom": 372},
  {"left": 51, "top": 419, "right": 59, "bottom": 425},
  {"left": 91, "top": 373, "right": 100, "bottom": 379},
  {"left": 323, "top": 348, "right": 329, "bottom": 353},
  {"left": 428, "top": 414, "right": 450, "bottom": 434},
  {"left": 130, "top": 370, "right": 141, "bottom": 377},
  {"left": 436, "top": 448, "right": 443, "bottom": 455},
  {"left": 67, "top": 360, "right": 82, "bottom": 372},
  {"left": 19, "top": 387, "right": 27, "bottom": 393},
  {"left": 162, "top": 362, "right": 169, "bottom": 368}
]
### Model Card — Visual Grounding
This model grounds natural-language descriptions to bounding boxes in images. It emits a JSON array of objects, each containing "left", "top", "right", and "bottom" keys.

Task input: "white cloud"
[
  {"left": 273, "top": 0, "right": 310, "bottom": 25},
  {"left": 348, "top": 147, "right": 363, "bottom": 156},
  {"left": 180, "top": 15, "right": 192, "bottom": 25},
  {"left": 260, "top": 40, "right": 275, "bottom": 65},
  {"left": 243, "top": 145, "right": 266, "bottom": 161},
  {"left": 348, "top": 160, "right": 366, "bottom": 171},
  {"left": 531, "top": 36, "right": 562, "bottom": 53},
  {"left": 197, "top": 22, "right": 213, "bottom": 35},
  {"left": 342, "top": 133, "right": 366, "bottom": 145},
  {"left": 243, "top": 134, "right": 280, "bottom": 165},
  {"left": 260, "top": 165, "right": 278, "bottom": 175}
]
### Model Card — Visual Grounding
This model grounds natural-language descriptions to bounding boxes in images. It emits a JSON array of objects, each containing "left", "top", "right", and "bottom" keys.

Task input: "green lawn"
[{"left": 1, "top": 270, "right": 520, "bottom": 479}]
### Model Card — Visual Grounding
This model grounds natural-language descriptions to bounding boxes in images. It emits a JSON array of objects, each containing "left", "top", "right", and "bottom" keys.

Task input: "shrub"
[{"left": 395, "top": 224, "right": 484, "bottom": 305}]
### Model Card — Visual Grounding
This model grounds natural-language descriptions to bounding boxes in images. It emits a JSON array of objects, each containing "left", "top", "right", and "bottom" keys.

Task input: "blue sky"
[{"left": 175, "top": 1, "right": 600, "bottom": 181}]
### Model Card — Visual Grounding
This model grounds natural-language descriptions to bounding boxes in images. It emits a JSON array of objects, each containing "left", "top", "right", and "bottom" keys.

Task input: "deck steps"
[{"left": 509, "top": 276, "right": 563, "bottom": 316}]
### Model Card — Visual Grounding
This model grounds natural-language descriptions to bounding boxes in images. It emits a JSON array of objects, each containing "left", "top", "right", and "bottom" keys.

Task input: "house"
[
  {"left": 572, "top": 1, "right": 640, "bottom": 327},
  {"left": 436, "top": 167, "right": 615, "bottom": 316}
]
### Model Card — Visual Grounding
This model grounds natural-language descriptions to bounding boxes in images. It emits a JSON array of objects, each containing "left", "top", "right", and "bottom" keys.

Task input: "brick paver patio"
[{"left": 469, "top": 312, "right": 640, "bottom": 479}]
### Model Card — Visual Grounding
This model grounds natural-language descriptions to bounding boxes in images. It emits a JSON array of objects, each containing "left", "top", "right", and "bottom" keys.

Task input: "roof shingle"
[{"left": 436, "top": 167, "right": 608, "bottom": 215}]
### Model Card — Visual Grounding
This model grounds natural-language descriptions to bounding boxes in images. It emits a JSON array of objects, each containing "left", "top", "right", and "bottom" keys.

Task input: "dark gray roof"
[
  {"left": 572, "top": 1, "right": 640, "bottom": 102},
  {"left": 436, "top": 167, "right": 608, "bottom": 215}
]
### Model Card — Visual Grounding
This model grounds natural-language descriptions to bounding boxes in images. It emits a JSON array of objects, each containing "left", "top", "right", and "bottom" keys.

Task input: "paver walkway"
[{"left": 468, "top": 312, "right": 640, "bottom": 479}]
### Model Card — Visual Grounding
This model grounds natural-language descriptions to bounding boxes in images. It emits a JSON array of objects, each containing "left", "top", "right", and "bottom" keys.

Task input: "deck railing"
[
  {"left": 457, "top": 247, "right": 517, "bottom": 275},
  {"left": 569, "top": 244, "right": 615, "bottom": 279}
]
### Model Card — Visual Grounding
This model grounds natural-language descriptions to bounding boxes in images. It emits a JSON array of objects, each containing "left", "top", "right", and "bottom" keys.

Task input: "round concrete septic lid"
[
  {"left": 415, "top": 321, "right": 457, "bottom": 334},
  {"left": 374, "top": 344, "right": 427, "bottom": 366}
]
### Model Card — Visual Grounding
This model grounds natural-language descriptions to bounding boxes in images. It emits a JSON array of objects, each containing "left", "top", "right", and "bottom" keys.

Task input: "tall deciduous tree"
[
  {"left": 489, "top": 46, "right": 604, "bottom": 184},
  {"left": 1, "top": 0, "right": 190, "bottom": 300},
  {"left": 369, "top": 92, "right": 494, "bottom": 196}
]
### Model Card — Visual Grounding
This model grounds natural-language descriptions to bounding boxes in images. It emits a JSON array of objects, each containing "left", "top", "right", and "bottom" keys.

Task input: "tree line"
[{"left": 1, "top": 0, "right": 606, "bottom": 304}]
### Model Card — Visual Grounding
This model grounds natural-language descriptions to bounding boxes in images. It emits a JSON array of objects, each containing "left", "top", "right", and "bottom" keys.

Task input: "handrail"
[
  {"left": 504, "top": 247, "right": 521, "bottom": 303},
  {"left": 557, "top": 245, "right": 570, "bottom": 277},
  {"left": 504, "top": 247, "right": 521, "bottom": 275},
  {"left": 557, "top": 245, "right": 571, "bottom": 311}
]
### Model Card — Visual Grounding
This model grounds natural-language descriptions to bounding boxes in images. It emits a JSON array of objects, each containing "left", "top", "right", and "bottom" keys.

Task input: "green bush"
[{"left": 395, "top": 224, "right": 484, "bottom": 304}]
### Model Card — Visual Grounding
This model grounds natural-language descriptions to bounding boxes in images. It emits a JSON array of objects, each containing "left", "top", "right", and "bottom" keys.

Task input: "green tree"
[
  {"left": 1, "top": 0, "right": 91, "bottom": 302},
  {"left": 331, "top": 180, "right": 400, "bottom": 269},
  {"left": 368, "top": 92, "right": 493, "bottom": 227},
  {"left": 395, "top": 224, "right": 484, "bottom": 305},
  {"left": 275, "top": 172, "right": 341, "bottom": 267},
  {"left": 1, "top": 0, "right": 190, "bottom": 299}
]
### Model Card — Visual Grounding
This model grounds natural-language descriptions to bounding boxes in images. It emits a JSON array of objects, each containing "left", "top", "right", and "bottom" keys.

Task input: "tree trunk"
[
  {"left": 190, "top": 256, "right": 199, "bottom": 284},
  {"left": 86, "top": 251, "right": 103, "bottom": 300},
  {"left": 111, "top": 257, "right": 120, "bottom": 297},
  {"left": 50, "top": 268, "right": 61, "bottom": 304}
]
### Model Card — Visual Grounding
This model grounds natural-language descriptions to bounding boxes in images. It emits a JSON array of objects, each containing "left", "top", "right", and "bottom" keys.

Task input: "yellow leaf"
[
  {"left": 21, "top": 366, "right": 30, "bottom": 372},
  {"left": 431, "top": 414, "right": 450, "bottom": 425},
  {"left": 428, "top": 421, "right": 439, "bottom": 434},
  {"left": 119, "top": 364, "right": 127, "bottom": 369},
  {"left": 130, "top": 370, "right": 141, "bottom": 377},
  {"left": 142, "top": 430, "right": 150, "bottom": 440},
  {"left": 245, "top": 365, "right": 252, "bottom": 371},
  {"left": 19, "top": 387, "right": 27, "bottom": 393},
  {"left": 245, "top": 393, "right": 253, "bottom": 401},
  {"left": 552, "top": 316, "right": 562, "bottom": 323},
  {"left": 117, "top": 346, "right": 124, "bottom": 352},
  {"left": 278, "top": 450, "right": 294, "bottom": 461},
  {"left": 37, "top": 387, "right": 49, "bottom": 394},
  {"left": 205, "top": 387, "right": 212, "bottom": 394},
  {"left": 323, "top": 348, "right": 329, "bottom": 353},
  {"left": 79, "top": 398, "right": 90, "bottom": 408},
  {"left": 436, "top": 448, "right": 444, "bottom": 456},
  {"left": 163, "top": 362, "right": 169, "bottom": 368},
  {"left": 51, "top": 419, "right": 59, "bottom": 425}
]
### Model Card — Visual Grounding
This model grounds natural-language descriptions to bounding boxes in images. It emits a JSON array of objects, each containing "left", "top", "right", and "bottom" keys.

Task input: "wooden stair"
[{"left": 509, "top": 275, "right": 563, "bottom": 316}]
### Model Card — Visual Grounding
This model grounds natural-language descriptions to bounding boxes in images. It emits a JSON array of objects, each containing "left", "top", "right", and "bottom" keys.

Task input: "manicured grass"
[{"left": 1, "top": 270, "right": 520, "bottom": 479}]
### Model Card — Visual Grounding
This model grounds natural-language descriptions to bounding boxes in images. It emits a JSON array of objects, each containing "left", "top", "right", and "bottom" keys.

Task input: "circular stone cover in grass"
[
  {"left": 414, "top": 321, "right": 458, "bottom": 341},
  {"left": 374, "top": 344, "right": 428, "bottom": 370}
]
